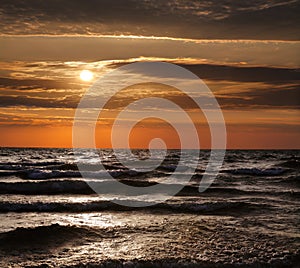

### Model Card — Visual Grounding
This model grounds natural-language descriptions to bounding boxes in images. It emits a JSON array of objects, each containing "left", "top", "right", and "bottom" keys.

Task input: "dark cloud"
[
  {"left": 182, "top": 64, "right": 300, "bottom": 84},
  {"left": 181, "top": 63, "right": 300, "bottom": 109},
  {"left": 0, "top": 95, "right": 79, "bottom": 108},
  {"left": 109, "top": 62, "right": 300, "bottom": 83},
  {"left": 0, "top": 93, "right": 136, "bottom": 109},
  {"left": 217, "top": 85, "right": 300, "bottom": 109},
  {"left": 0, "top": 77, "right": 81, "bottom": 91},
  {"left": 1, "top": 62, "right": 299, "bottom": 109},
  {"left": 0, "top": 0, "right": 299, "bottom": 40},
  {"left": 1, "top": 84, "right": 299, "bottom": 110},
  {"left": 65, "top": 79, "right": 300, "bottom": 110}
]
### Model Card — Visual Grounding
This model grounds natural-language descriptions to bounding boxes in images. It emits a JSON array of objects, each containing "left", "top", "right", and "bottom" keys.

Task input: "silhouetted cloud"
[
  {"left": 217, "top": 85, "right": 300, "bottom": 109},
  {"left": 0, "top": 61, "right": 299, "bottom": 109},
  {"left": 0, "top": 77, "right": 80, "bottom": 91},
  {"left": 180, "top": 64, "right": 300, "bottom": 83},
  {"left": 0, "top": 95, "right": 78, "bottom": 108},
  {"left": 108, "top": 61, "right": 300, "bottom": 83},
  {"left": 0, "top": 0, "right": 299, "bottom": 40}
]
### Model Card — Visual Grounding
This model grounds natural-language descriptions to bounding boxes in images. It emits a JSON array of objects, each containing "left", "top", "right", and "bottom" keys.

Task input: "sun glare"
[{"left": 80, "top": 70, "right": 94, "bottom": 81}]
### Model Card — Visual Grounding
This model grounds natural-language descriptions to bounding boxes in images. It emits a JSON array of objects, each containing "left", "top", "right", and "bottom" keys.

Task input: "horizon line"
[{"left": 1, "top": 146, "right": 299, "bottom": 150}]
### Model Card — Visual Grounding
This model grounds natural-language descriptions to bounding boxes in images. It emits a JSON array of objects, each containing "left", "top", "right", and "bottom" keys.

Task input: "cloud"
[
  {"left": 0, "top": 77, "right": 80, "bottom": 91},
  {"left": 179, "top": 64, "right": 300, "bottom": 83},
  {"left": 108, "top": 60, "right": 300, "bottom": 84},
  {"left": 0, "top": 0, "right": 299, "bottom": 40},
  {"left": 0, "top": 59, "right": 299, "bottom": 110},
  {"left": 1, "top": 37, "right": 298, "bottom": 68},
  {"left": 217, "top": 85, "right": 300, "bottom": 109},
  {"left": 0, "top": 95, "right": 79, "bottom": 108}
]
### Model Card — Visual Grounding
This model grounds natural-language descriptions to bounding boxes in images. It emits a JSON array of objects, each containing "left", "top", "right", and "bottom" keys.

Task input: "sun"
[{"left": 80, "top": 70, "right": 93, "bottom": 81}]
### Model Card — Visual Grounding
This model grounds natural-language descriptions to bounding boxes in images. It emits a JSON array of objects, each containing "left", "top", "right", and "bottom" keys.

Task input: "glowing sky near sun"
[{"left": 0, "top": 0, "right": 299, "bottom": 148}]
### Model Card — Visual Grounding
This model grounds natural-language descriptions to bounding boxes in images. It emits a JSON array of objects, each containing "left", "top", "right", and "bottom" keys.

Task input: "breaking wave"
[{"left": 0, "top": 200, "right": 257, "bottom": 214}]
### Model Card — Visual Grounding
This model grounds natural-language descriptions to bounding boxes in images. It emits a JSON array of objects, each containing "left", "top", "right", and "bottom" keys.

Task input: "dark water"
[{"left": 0, "top": 148, "right": 299, "bottom": 267}]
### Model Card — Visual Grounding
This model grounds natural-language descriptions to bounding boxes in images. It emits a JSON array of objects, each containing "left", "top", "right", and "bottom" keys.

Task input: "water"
[{"left": 0, "top": 148, "right": 299, "bottom": 267}]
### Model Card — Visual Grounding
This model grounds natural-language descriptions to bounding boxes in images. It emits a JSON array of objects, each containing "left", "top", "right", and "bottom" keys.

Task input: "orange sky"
[
  {"left": 0, "top": 0, "right": 299, "bottom": 149},
  {"left": 1, "top": 119, "right": 299, "bottom": 149},
  {"left": 0, "top": 39, "right": 299, "bottom": 149}
]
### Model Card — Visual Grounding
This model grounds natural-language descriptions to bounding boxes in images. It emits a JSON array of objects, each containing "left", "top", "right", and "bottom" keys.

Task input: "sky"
[{"left": 0, "top": 0, "right": 299, "bottom": 149}]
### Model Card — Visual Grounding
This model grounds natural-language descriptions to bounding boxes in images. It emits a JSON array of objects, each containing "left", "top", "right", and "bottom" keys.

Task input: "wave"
[
  {"left": 0, "top": 170, "right": 20, "bottom": 177},
  {"left": 1, "top": 224, "right": 299, "bottom": 267},
  {"left": 224, "top": 168, "right": 287, "bottom": 176},
  {"left": 0, "top": 180, "right": 95, "bottom": 195},
  {"left": 0, "top": 224, "right": 103, "bottom": 250},
  {"left": 204, "top": 187, "right": 300, "bottom": 199},
  {"left": 158, "top": 164, "right": 190, "bottom": 172},
  {"left": 29, "top": 258, "right": 300, "bottom": 268},
  {"left": 274, "top": 176, "right": 300, "bottom": 187},
  {"left": 280, "top": 155, "right": 300, "bottom": 161},
  {"left": 0, "top": 161, "right": 64, "bottom": 168},
  {"left": 0, "top": 200, "right": 256, "bottom": 214},
  {"left": 0, "top": 168, "right": 143, "bottom": 180},
  {"left": 278, "top": 160, "right": 300, "bottom": 169},
  {"left": 21, "top": 170, "right": 82, "bottom": 180},
  {"left": 0, "top": 180, "right": 299, "bottom": 198}
]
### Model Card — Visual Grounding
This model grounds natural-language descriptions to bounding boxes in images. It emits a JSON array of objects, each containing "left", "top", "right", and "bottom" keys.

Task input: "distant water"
[{"left": 0, "top": 148, "right": 299, "bottom": 267}]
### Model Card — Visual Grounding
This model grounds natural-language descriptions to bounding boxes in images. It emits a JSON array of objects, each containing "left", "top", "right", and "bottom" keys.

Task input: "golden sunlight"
[{"left": 80, "top": 70, "right": 93, "bottom": 81}]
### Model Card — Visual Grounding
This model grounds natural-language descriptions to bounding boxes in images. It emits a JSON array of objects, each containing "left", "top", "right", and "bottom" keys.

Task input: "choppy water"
[{"left": 0, "top": 148, "right": 299, "bottom": 267}]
